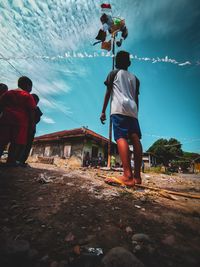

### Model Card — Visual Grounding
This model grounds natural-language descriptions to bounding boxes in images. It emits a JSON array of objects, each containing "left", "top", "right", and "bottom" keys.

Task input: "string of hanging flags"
[{"left": 0, "top": 52, "right": 198, "bottom": 67}]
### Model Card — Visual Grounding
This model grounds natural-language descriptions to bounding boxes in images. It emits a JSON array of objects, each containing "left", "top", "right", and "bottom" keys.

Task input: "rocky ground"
[{"left": 0, "top": 163, "right": 200, "bottom": 267}]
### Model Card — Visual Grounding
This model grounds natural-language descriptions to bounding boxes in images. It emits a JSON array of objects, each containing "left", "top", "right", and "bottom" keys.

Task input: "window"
[
  {"left": 63, "top": 145, "right": 71, "bottom": 158},
  {"left": 44, "top": 146, "right": 51, "bottom": 157}
]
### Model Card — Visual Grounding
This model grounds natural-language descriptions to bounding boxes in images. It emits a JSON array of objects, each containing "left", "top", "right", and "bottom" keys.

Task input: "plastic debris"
[{"left": 87, "top": 248, "right": 103, "bottom": 256}]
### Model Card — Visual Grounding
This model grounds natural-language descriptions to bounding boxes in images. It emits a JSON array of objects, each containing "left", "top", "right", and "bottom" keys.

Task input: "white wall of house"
[{"left": 31, "top": 138, "right": 119, "bottom": 167}]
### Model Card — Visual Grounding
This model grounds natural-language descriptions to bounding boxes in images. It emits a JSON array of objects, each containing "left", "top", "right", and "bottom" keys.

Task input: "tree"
[{"left": 148, "top": 138, "right": 183, "bottom": 166}]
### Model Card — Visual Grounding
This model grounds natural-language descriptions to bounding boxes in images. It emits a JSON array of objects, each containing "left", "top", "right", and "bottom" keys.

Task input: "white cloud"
[{"left": 42, "top": 116, "right": 55, "bottom": 124}]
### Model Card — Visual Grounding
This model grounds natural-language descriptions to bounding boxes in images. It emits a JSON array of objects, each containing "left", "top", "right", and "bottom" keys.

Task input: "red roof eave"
[{"left": 34, "top": 127, "right": 115, "bottom": 145}]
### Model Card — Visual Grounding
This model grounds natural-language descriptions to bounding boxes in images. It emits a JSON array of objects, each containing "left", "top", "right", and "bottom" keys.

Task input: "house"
[
  {"left": 31, "top": 127, "right": 118, "bottom": 167},
  {"left": 129, "top": 146, "right": 157, "bottom": 168},
  {"left": 142, "top": 152, "right": 157, "bottom": 167},
  {"left": 193, "top": 156, "right": 200, "bottom": 173}
]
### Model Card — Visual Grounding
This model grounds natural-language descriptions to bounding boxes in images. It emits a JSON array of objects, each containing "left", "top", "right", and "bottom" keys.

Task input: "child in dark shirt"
[
  {"left": 0, "top": 83, "right": 8, "bottom": 118},
  {"left": 0, "top": 83, "right": 8, "bottom": 96},
  {"left": 19, "top": 93, "right": 43, "bottom": 166}
]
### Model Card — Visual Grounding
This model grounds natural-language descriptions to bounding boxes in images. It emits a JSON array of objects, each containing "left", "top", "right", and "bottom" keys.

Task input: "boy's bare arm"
[{"left": 100, "top": 86, "right": 112, "bottom": 124}]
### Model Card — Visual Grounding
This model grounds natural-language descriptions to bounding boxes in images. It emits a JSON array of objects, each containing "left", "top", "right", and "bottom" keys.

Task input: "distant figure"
[
  {"left": 19, "top": 93, "right": 43, "bottom": 166},
  {"left": 84, "top": 152, "right": 91, "bottom": 167},
  {"left": 131, "top": 158, "right": 134, "bottom": 169},
  {"left": 111, "top": 155, "right": 116, "bottom": 168},
  {"left": 0, "top": 76, "right": 36, "bottom": 165},
  {"left": 98, "top": 152, "right": 103, "bottom": 167},
  {"left": 100, "top": 51, "right": 142, "bottom": 186},
  {"left": 178, "top": 166, "right": 182, "bottom": 174},
  {"left": 141, "top": 160, "right": 145, "bottom": 173}
]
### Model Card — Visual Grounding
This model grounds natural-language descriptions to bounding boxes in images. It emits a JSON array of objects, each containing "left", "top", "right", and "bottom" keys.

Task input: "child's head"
[
  {"left": 18, "top": 76, "right": 32, "bottom": 92},
  {"left": 115, "top": 51, "right": 131, "bottom": 70},
  {"left": 31, "top": 93, "right": 40, "bottom": 105},
  {"left": 0, "top": 83, "right": 8, "bottom": 94}
]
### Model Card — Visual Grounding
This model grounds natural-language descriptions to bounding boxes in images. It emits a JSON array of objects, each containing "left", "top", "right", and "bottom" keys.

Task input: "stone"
[
  {"left": 140, "top": 196, "right": 147, "bottom": 202},
  {"left": 125, "top": 226, "right": 133, "bottom": 234},
  {"left": 73, "top": 245, "right": 81, "bottom": 255},
  {"left": 147, "top": 245, "right": 155, "bottom": 254},
  {"left": 40, "top": 254, "right": 49, "bottom": 262},
  {"left": 6, "top": 239, "right": 30, "bottom": 255},
  {"left": 102, "top": 247, "right": 145, "bottom": 267},
  {"left": 59, "top": 260, "right": 70, "bottom": 267},
  {"left": 28, "top": 249, "right": 39, "bottom": 260},
  {"left": 26, "top": 218, "right": 34, "bottom": 223},
  {"left": 162, "top": 235, "right": 175, "bottom": 246},
  {"left": 134, "top": 205, "right": 142, "bottom": 209},
  {"left": 50, "top": 261, "right": 59, "bottom": 267},
  {"left": 132, "top": 233, "right": 150, "bottom": 242}
]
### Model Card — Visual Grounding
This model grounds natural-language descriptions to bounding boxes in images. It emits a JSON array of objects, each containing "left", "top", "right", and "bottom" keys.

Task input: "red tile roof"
[{"left": 34, "top": 127, "right": 113, "bottom": 144}]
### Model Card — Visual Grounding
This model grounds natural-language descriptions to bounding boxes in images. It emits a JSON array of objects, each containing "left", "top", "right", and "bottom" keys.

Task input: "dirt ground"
[{"left": 0, "top": 163, "right": 200, "bottom": 267}]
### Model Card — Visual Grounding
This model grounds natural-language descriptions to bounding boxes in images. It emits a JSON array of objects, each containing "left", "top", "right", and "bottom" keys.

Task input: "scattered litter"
[
  {"left": 87, "top": 248, "right": 103, "bottom": 256},
  {"left": 66, "top": 182, "right": 75, "bottom": 186},
  {"left": 134, "top": 205, "right": 142, "bottom": 209},
  {"left": 112, "top": 206, "right": 120, "bottom": 210},
  {"left": 37, "top": 173, "right": 53, "bottom": 183},
  {"left": 159, "top": 191, "right": 178, "bottom": 200},
  {"left": 135, "top": 244, "right": 142, "bottom": 251}
]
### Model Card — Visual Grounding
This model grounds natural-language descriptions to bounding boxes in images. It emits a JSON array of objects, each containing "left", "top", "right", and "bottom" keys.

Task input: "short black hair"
[
  {"left": 0, "top": 83, "right": 8, "bottom": 92},
  {"left": 18, "top": 76, "right": 32, "bottom": 92},
  {"left": 31, "top": 93, "right": 39, "bottom": 104},
  {"left": 115, "top": 51, "right": 131, "bottom": 69}
]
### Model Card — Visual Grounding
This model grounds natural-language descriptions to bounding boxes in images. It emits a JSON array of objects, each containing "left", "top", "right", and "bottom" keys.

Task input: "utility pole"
[{"left": 107, "top": 32, "right": 117, "bottom": 168}]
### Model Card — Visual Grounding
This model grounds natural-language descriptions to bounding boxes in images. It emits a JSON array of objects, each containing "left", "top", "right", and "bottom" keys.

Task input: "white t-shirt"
[{"left": 104, "top": 69, "right": 139, "bottom": 118}]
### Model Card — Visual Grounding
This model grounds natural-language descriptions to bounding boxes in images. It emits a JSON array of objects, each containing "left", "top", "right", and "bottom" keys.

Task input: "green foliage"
[
  {"left": 169, "top": 160, "right": 191, "bottom": 172},
  {"left": 148, "top": 166, "right": 162, "bottom": 173},
  {"left": 148, "top": 138, "right": 183, "bottom": 166}
]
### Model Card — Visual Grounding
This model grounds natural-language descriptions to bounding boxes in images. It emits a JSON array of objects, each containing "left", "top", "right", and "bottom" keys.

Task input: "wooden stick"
[{"left": 98, "top": 174, "right": 200, "bottom": 200}]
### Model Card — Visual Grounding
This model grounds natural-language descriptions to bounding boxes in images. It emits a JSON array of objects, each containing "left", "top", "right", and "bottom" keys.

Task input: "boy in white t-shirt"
[{"left": 100, "top": 51, "right": 143, "bottom": 186}]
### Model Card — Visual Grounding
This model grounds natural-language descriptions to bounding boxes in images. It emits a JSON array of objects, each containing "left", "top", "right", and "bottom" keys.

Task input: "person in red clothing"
[{"left": 0, "top": 76, "right": 36, "bottom": 165}]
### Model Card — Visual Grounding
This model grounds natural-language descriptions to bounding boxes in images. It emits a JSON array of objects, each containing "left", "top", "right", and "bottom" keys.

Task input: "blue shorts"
[{"left": 111, "top": 114, "right": 142, "bottom": 141}]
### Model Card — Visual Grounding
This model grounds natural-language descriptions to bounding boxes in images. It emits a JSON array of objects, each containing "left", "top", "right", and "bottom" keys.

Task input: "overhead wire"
[{"left": 0, "top": 52, "right": 82, "bottom": 127}]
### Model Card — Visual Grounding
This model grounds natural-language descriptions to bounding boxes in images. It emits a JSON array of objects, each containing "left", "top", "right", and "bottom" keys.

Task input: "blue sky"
[{"left": 0, "top": 0, "right": 199, "bottom": 153}]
